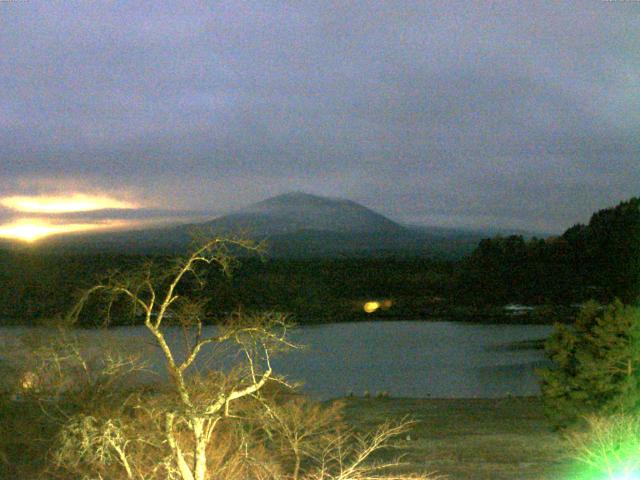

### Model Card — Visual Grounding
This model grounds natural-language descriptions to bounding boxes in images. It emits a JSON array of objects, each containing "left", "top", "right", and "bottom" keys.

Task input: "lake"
[{"left": 1, "top": 321, "right": 553, "bottom": 399}]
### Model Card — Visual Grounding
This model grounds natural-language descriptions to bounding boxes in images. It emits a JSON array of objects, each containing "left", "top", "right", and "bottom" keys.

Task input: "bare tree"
[
  {"left": 309, "top": 417, "right": 434, "bottom": 480},
  {"left": 38, "top": 236, "right": 442, "bottom": 480},
  {"left": 257, "top": 395, "right": 441, "bottom": 480},
  {"left": 259, "top": 396, "right": 345, "bottom": 480},
  {"left": 67, "top": 237, "right": 295, "bottom": 480}
]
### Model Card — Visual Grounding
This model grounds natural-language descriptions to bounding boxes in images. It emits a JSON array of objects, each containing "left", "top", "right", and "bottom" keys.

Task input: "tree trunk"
[
  {"left": 166, "top": 413, "right": 195, "bottom": 480},
  {"left": 193, "top": 417, "right": 208, "bottom": 480},
  {"left": 292, "top": 448, "right": 301, "bottom": 480}
]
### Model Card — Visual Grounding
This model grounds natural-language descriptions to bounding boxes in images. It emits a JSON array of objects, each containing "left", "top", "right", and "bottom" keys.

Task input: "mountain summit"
[{"left": 204, "top": 192, "right": 404, "bottom": 236}]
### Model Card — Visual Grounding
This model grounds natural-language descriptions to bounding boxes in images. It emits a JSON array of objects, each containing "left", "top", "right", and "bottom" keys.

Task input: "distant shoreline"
[{"left": 0, "top": 304, "right": 576, "bottom": 327}]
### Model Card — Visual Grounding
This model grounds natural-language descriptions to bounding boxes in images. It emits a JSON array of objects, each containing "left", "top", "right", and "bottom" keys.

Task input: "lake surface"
[{"left": 1, "top": 321, "right": 553, "bottom": 399}]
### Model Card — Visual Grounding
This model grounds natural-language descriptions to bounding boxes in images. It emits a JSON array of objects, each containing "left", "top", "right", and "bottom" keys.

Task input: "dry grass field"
[
  {"left": 340, "top": 396, "right": 573, "bottom": 480},
  {"left": 1, "top": 394, "right": 580, "bottom": 479}
]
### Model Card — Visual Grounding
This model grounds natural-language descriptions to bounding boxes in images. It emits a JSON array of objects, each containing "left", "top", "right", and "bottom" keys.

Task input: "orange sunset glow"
[
  {"left": 0, "top": 193, "right": 137, "bottom": 213},
  {"left": 0, "top": 193, "right": 137, "bottom": 242},
  {"left": 0, "top": 219, "right": 128, "bottom": 242}
]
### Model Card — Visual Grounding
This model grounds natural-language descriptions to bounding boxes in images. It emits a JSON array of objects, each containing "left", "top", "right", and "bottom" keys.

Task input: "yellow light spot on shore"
[
  {"left": 0, "top": 219, "right": 127, "bottom": 242},
  {"left": 364, "top": 301, "right": 381, "bottom": 313},
  {"left": 1, "top": 193, "right": 136, "bottom": 213}
]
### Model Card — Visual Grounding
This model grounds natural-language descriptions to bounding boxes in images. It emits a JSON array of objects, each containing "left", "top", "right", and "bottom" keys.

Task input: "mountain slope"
[
  {"left": 25, "top": 192, "right": 487, "bottom": 257},
  {"left": 203, "top": 192, "right": 404, "bottom": 236}
]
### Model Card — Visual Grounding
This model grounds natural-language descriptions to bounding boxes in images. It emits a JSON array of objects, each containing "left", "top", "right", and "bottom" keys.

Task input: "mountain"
[
  {"left": 22, "top": 192, "right": 499, "bottom": 258},
  {"left": 202, "top": 192, "right": 404, "bottom": 236},
  {"left": 179, "top": 192, "right": 488, "bottom": 257}
]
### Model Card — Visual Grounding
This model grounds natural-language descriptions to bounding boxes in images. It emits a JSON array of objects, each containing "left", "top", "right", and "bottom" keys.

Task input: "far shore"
[{"left": 0, "top": 302, "right": 578, "bottom": 327}]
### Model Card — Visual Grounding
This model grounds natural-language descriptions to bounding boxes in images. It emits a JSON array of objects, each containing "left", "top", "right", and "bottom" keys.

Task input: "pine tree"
[{"left": 538, "top": 299, "right": 640, "bottom": 428}]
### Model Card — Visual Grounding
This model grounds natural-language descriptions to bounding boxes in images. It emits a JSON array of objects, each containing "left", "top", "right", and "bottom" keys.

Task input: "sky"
[{"left": 1, "top": 1, "right": 639, "bottom": 241}]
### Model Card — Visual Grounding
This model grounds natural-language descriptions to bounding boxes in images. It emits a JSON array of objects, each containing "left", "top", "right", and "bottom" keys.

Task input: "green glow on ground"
[
  {"left": 611, "top": 474, "right": 640, "bottom": 480},
  {"left": 563, "top": 413, "right": 640, "bottom": 480}
]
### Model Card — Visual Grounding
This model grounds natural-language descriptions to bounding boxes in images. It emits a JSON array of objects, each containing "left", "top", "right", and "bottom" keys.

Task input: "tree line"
[{"left": 460, "top": 197, "right": 639, "bottom": 305}]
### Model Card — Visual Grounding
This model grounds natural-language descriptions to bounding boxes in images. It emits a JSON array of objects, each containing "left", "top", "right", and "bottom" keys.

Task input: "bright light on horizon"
[
  {"left": 0, "top": 219, "right": 128, "bottom": 242},
  {"left": 364, "top": 301, "right": 381, "bottom": 313},
  {"left": 0, "top": 193, "right": 137, "bottom": 213}
]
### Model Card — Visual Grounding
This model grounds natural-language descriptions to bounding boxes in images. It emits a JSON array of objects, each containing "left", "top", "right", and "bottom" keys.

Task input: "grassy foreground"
[
  {"left": 1, "top": 394, "right": 575, "bottom": 479},
  {"left": 339, "top": 396, "right": 571, "bottom": 480}
]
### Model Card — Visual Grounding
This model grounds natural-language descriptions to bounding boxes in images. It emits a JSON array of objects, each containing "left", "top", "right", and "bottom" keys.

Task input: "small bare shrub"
[{"left": 54, "top": 415, "right": 136, "bottom": 478}]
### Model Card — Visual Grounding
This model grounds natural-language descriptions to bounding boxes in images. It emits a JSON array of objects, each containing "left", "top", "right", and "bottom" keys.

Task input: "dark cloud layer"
[{"left": 1, "top": 1, "right": 638, "bottom": 232}]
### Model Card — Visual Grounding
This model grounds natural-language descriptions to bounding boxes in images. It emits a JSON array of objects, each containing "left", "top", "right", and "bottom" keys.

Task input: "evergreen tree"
[{"left": 538, "top": 300, "right": 640, "bottom": 428}]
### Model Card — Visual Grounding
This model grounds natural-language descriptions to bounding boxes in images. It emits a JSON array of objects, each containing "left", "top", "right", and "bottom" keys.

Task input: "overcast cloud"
[{"left": 1, "top": 1, "right": 639, "bottom": 232}]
